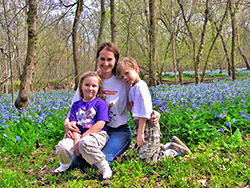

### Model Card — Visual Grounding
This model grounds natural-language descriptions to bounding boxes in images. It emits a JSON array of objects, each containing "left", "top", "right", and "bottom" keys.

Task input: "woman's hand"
[
  {"left": 64, "top": 118, "right": 80, "bottom": 139},
  {"left": 150, "top": 110, "right": 161, "bottom": 126}
]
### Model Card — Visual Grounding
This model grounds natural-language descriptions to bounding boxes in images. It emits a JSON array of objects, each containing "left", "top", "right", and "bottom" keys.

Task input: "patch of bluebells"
[
  {"left": 0, "top": 90, "right": 74, "bottom": 129},
  {"left": 150, "top": 78, "right": 250, "bottom": 133}
]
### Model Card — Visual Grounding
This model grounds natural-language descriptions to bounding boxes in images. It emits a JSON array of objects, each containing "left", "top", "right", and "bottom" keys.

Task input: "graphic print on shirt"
[
  {"left": 76, "top": 107, "right": 96, "bottom": 129},
  {"left": 100, "top": 90, "right": 117, "bottom": 124}
]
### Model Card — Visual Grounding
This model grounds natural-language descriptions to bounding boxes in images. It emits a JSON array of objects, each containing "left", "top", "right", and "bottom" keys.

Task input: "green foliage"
[{"left": 1, "top": 78, "right": 250, "bottom": 186}]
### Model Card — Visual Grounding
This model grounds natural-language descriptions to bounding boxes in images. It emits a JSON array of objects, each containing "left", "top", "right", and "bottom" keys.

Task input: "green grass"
[
  {"left": 0, "top": 138, "right": 249, "bottom": 187},
  {"left": 1, "top": 73, "right": 250, "bottom": 187}
]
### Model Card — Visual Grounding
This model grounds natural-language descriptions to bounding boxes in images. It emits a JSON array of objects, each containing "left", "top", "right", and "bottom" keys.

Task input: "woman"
[{"left": 63, "top": 42, "right": 160, "bottom": 169}]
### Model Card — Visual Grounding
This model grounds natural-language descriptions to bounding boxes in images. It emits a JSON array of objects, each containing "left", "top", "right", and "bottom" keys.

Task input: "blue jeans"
[{"left": 70, "top": 123, "right": 132, "bottom": 169}]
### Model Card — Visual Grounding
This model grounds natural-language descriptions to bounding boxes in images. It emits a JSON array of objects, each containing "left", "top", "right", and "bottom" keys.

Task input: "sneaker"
[
  {"left": 50, "top": 163, "right": 70, "bottom": 176},
  {"left": 163, "top": 149, "right": 177, "bottom": 158},
  {"left": 103, "top": 178, "right": 111, "bottom": 186},
  {"left": 96, "top": 160, "right": 112, "bottom": 179},
  {"left": 171, "top": 136, "right": 192, "bottom": 154},
  {"left": 103, "top": 175, "right": 114, "bottom": 186},
  {"left": 166, "top": 142, "right": 190, "bottom": 157}
]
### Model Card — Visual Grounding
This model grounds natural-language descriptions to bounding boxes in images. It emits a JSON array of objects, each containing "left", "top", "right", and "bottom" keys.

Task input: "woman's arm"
[{"left": 64, "top": 111, "right": 81, "bottom": 139}]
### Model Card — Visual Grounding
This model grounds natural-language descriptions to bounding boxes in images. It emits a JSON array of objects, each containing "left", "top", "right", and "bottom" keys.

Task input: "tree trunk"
[
  {"left": 172, "top": 35, "right": 178, "bottom": 84},
  {"left": 178, "top": 0, "right": 209, "bottom": 84},
  {"left": 15, "top": 0, "right": 37, "bottom": 110},
  {"left": 149, "top": 0, "right": 157, "bottom": 86},
  {"left": 177, "top": 59, "right": 183, "bottom": 85},
  {"left": 72, "top": 0, "right": 83, "bottom": 90},
  {"left": 201, "top": 0, "right": 229, "bottom": 82},
  {"left": 95, "top": 0, "right": 106, "bottom": 70},
  {"left": 238, "top": 47, "right": 250, "bottom": 70},
  {"left": 110, "top": 0, "right": 116, "bottom": 43},
  {"left": 219, "top": 33, "right": 231, "bottom": 76},
  {"left": 195, "top": 0, "right": 209, "bottom": 84},
  {"left": 229, "top": 0, "right": 239, "bottom": 80}
]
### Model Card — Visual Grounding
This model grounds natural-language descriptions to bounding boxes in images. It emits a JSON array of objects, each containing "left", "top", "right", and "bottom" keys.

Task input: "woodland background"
[{"left": 0, "top": 0, "right": 250, "bottom": 109}]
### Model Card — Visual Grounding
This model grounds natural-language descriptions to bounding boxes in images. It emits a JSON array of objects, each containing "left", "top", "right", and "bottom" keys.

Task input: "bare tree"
[
  {"left": 177, "top": 0, "right": 210, "bottom": 84},
  {"left": 148, "top": 0, "right": 157, "bottom": 86},
  {"left": 15, "top": 0, "right": 37, "bottom": 110},
  {"left": 110, "top": 0, "right": 117, "bottom": 43},
  {"left": 201, "top": 0, "right": 229, "bottom": 82},
  {"left": 72, "top": 0, "right": 84, "bottom": 90},
  {"left": 229, "top": 0, "right": 240, "bottom": 80},
  {"left": 95, "top": 0, "right": 106, "bottom": 70},
  {"left": 238, "top": 47, "right": 250, "bottom": 70}
]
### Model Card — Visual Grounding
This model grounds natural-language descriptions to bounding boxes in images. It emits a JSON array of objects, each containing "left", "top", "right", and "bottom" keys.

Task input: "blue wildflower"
[
  {"left": 15, "top": 136, "right": 22, "bottom": 141},
  {"left": 218, "top": 128, "right": 225, "bottom": 132},
  {"left": 240, "top": 111, "right": 250, "bottom": 120},
  {"left": 3, "top": 134, "right": 8, "bottom": 137},
  {"left": 226, "top": 122, "right": 230, "bottom": 127},
  {"left": 218, "top": 113, "right": 226, "bottom": 118}
]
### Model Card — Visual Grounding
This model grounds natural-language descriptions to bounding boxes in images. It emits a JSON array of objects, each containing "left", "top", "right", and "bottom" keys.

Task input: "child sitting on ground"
[
  {"left": 116, "top": 57, "right": 191, "bottom": 163},
  {"left": 51, "top": 71, "right": 112, "bottom": 181}
]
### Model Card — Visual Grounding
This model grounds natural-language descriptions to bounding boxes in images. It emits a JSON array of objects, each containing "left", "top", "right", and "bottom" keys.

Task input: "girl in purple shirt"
[{"left": 51, "top": 71, "right": 112, "bottom": 180}]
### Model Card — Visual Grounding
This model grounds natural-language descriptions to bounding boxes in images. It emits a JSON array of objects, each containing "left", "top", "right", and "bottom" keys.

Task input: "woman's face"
[{"left": 98, "top": 48, "right": 116, "bottom": 77}]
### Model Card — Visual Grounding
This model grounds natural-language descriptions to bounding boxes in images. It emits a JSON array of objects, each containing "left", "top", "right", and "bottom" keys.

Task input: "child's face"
[
  {"left": 81, "top": 76, "right": 99, "bottom": 101},
  {"left": 118, "top": 67, "right": 140, "bottom": 86}
]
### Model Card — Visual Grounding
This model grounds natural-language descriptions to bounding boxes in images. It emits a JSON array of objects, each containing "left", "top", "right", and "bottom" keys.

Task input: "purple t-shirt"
[{"left": 69, "top": 97, "right": 109, "bottom": 134}]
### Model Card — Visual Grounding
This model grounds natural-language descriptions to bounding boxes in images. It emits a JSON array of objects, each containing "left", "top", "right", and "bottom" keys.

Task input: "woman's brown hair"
[{"left": 96, "top": 42, "right": 119, "bottom": 75}]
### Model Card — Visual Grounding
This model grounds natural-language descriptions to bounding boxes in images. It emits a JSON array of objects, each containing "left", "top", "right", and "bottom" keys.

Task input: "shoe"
[
  {"left": 166, "top": 142, "right": 190, "bottom": 157},
  {"left": 102, "top": 174, "right": 114, "bottom": 186},
  {"left": 103, "top": 178, "right": 111, "bottom": 186},
  {"left": 50, "top": 170, "right": 64, "bottom": 176},
  {"left": 171, "top": 136, "right": 192, "bottom": 154},
  {"left": 163, "top": 149, "right": 177, "bottom": 158},
  {"left": 96, "top": 160, "right": 112, "bottom": 179},
  {"left": 50, "top": 163, "right": 70, "bottom": 176}
]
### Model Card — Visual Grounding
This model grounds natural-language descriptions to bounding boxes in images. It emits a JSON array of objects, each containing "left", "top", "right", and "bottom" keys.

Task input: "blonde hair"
[
  {"left": 79, "top": 71, "right": 103, "bottom": 98},
  {"left": 116, "top": 57, "right": 139, "bottom": 77}
]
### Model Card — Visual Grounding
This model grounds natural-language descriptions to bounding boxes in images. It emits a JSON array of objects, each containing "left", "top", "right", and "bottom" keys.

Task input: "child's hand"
[
  {"left": 137, "top": 134, "right": 145, "bottom": 147},
  {"left": 74, "top": 137, "right": 80, "bottom": 156}
]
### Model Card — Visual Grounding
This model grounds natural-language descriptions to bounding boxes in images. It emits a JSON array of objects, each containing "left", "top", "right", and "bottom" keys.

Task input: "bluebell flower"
[
  {"left": 3, "top": 125, "right": 9, "bottom": 128},
  {"left": 218, "top": 128, "right": 225, "bottom": 132},
  {"left": 3, "top": 134, "right": 8, "bottom": 137},
  {"left": 226, "top": 122, "right": 230, "bottom": 127},
  {"left": 153, "top": 100, "right": 160, "bottom": 106},
  {"left": 240, "top": 111, "right": 250, "bottom": 120},
  {"left": 218, "top": 113, "right": 226, "bottom": 118},
  {"left": 15, "top": 136, "right": 22, "bottom": 141},
  {"left": 191, "top": 103, "right": 197, "bottom": 108}
]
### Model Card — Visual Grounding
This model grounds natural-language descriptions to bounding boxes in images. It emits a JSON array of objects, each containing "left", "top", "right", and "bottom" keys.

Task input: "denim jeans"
[{"left": 70, "top": 123, "right": 132, "bottom": 169}]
